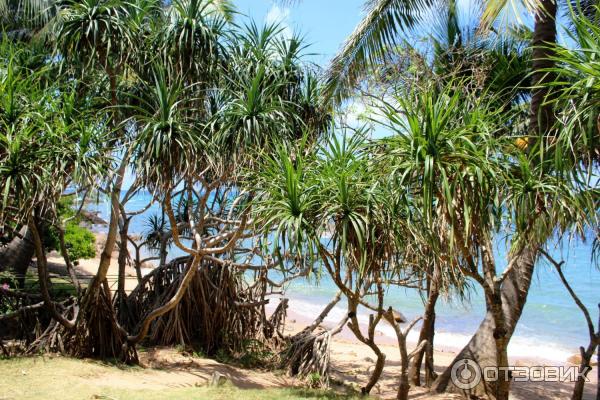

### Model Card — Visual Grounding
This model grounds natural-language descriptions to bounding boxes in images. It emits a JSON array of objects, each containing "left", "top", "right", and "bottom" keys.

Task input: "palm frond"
[
  {"left": 0, "top": 0, "right": 57, "bottom": 39},
  {"left": 323, "top": 0, "right": 434, "bottom": 104}
]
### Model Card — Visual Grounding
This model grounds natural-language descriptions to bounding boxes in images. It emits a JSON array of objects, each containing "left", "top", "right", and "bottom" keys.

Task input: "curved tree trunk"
[
  {"left": 433, "top": 1, "right": 556, "bottom": 397},
  {"left": 346, "top": 300, "right": 386, "bottom": 395},
  {"left": 408, "top": 290, "right": 438, "bottom": 386},
  {"left": 117, "top": 217, "right": 130, "bottom": 311},
  {"left": 571, "top": 343, "right": 597, "bottom": 400},
  {"left": 408, "top": 262, "right": 440, "bottom": 386},
  {"left": 0, "top": 226, "right": 35, "bottom": 287},
  {"left": 57, "top": 224, "right": 82, "bottom": 297},
  {"left": 431, "top": 246, "right": 538, "bottom": 398},
  {"left": 28, "top": 218, "right": 76, "bottom": 330}
]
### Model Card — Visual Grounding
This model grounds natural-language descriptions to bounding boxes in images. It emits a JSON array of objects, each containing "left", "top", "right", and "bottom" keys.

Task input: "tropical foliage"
[{"left": 0, "top": 1, "right": 598, "bottom": 400}]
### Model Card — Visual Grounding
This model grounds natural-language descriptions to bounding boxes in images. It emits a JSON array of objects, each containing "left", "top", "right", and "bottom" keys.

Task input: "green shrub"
[
  {"left": 307, "top": 372, "right": 323, "bottom": 388},
  {"left": 43, "top": 196, "right": 96, "bottom": 262},
  {"left": 62, "top": 222, "right": 96, "bottom": 261}
]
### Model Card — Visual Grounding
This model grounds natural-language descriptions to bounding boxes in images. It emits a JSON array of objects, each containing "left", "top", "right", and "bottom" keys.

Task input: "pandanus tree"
[
  {"left": 0, "top": 39, "right": 41, "bottom": 282},
  {"left": 1, "top": 0, "right": 325, "bottom": 359},
  {"left": 43, "top": 0, "right": 153, "bottom": 361},
  {"left": 0, "top": 1, "right": 74, "bottom": 279},
  {"left": 249, "top": 131, "right": 398, "bottom": 394},
  {"left": 355, "top": 3, "right": 532, "bottom": 386},
  {"left": 117, "top": 17, "right": 327, "bottom": 352},
  {"left": 1, "top": 0, "right": 230, "bottom": 360},
  {"left": 160, "top": 0, "right": 232, "bottom": 80},
  {"left": 370, "top": 80, "right": 504, "bottom": 396},
  {"left": 430, "top": 5, "right": 598, "bottom": 397},
  {"left": 250, "top": 123, "right": 471, "bottom": 398},
  {"left": 369, "top": 76, "right": 597, "bottom": 399},
  {"left": 542, "top": 8, "right": 600, "bottom": 398},
  {"left": 39, "top": 0, "right": 246, "bottom": 360},
  {"left": 305, "top": 0, "right": 564, "bottom": 397},
  {"left": 0, "top": 39, "right": 110, "bottom": 332}
]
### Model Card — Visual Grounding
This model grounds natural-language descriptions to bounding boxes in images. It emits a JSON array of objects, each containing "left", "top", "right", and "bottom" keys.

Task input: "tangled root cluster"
[{"left": 124, "top": 257, "right": 287, "bottom": 356}]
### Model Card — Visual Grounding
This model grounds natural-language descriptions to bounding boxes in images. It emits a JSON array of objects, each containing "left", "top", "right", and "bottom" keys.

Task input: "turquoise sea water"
[{"left": 87, "top": 190, "right": 599, "bottom": 362}]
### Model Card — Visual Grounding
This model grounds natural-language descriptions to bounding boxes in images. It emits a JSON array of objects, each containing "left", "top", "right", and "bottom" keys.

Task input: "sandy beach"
[
  {"left": 286, "top": 309, "right": 598, "bottom": 399},
  {"left": 46, "top": 232, "right": 150, "bottom": 294}
]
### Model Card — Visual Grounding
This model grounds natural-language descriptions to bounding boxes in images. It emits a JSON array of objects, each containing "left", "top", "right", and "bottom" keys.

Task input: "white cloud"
[
  {"left": 265, "top": 4, "right": 289, "bottom": 24},
  {"left": 340, "top": 96, "right": 398, "bottom": 139},
  {"left": 343, "top": 99, "right": 368, "bottom": 128},
  {"left": 265, "top": 4, "right": 292, "bottom": 39}
]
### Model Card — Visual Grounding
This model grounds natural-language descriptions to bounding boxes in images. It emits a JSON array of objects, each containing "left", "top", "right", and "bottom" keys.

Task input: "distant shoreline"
[{"left": 269, "top": 293, "right": 584, "bottom": 367}]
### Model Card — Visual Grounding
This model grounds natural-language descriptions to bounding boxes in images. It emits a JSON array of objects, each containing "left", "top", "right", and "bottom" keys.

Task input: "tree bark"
[
  {"left": 0, "top": 226, "right": 35, "bottom": 287},
  {"left": 390, "top": 318, "right": 411, "bottom": 400},
  {"left": 346, "top": 300, "right": 386, "bottom": 395},
  {"left": 546, "top": 252, "right": 599, "bottom": 400},
  {"left": 57, "top": 224, "right": 82, "bottom": 297},
  {"left": 529, "top": 0, "right": 557, "bottom": 138},
  {"left": 28, "top": 218, "right": 75, "bottom": 330},
  {"left": 117, "top": 216, "right": 130, "bottom": 308},
  {"left": 409, "top": 262, "right": 440, "bottom": 386},
  {"left": 159, "top": 234, "right": 168, "bottom": 268},
  {"left": 431, "top": 246, "right": 538, "bottom": 398},
  {"left": 571, "top": 344, "right": 596, "bottom": 400}
]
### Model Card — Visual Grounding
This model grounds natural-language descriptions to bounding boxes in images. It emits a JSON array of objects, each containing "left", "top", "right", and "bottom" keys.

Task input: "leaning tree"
[
  {"left": 369, "top": 74, "right": 597, "bottom": 399},
  {"left": 0, "top": 37, "right": 111, "bottom": 348}
]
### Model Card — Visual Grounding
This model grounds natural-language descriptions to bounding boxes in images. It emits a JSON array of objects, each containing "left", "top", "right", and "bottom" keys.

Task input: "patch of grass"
[
  {"left": 0, "top": 356, "right": 366, "bottom": 400},
  {"left": 21, "top": 271, "right": 80, "bottom": 298}
]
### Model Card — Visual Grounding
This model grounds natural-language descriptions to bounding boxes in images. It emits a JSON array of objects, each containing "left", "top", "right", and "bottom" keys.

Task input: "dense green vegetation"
[
  {"left": 44, "top": 197, "right": 96, "bottom": 262},
  {"left": 0, "top": 1, "right": 598, "bottom": 400}
]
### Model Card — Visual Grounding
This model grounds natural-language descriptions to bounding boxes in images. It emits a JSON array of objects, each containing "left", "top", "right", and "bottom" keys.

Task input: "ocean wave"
[{"left": 276, "top": 295, "right": 575, "bottom": 364}]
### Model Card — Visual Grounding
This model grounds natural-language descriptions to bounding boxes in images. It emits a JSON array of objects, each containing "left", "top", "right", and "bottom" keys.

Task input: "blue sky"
[
  {"left": 231, "top": 1, "right": 573, "bottom": 63},
  {"left": 234, "top": 0, "right": 365, "bottom": 67}
]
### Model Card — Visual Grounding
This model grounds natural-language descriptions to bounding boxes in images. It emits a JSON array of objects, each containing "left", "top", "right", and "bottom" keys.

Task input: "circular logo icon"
[{"left": 451, "top": 358, "right": 482, "bottom": 390}]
